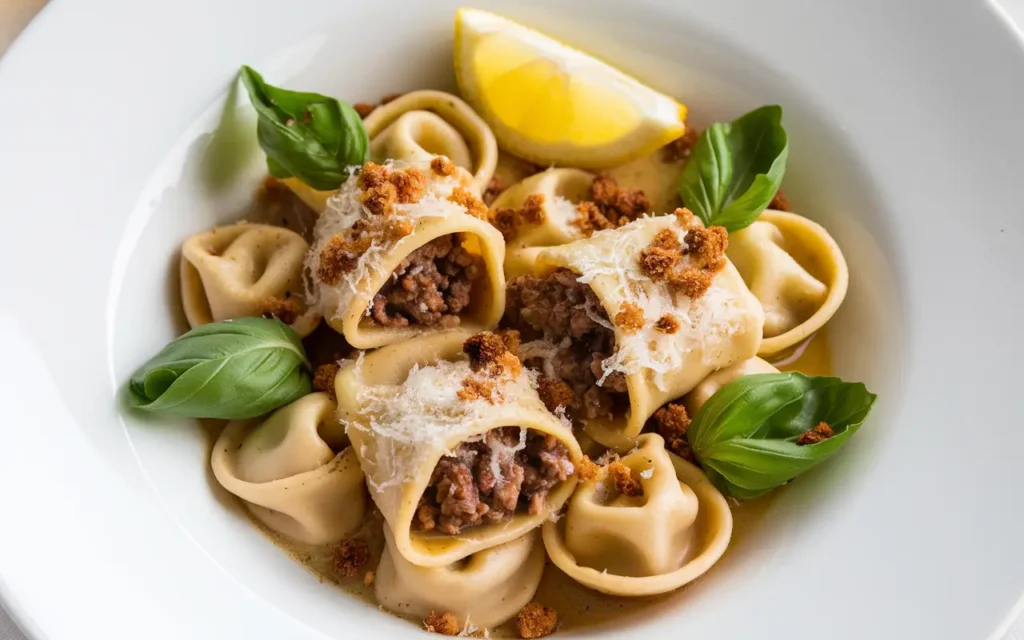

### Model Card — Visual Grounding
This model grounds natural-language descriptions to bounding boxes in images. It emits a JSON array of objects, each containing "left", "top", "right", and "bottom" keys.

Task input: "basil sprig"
[
  {"left": 688, "top": 372, "right": 875, "bottom": 500},
  {"left": 128, "top": 317, "right": 312, "bottom": 420},
  {"left": 239, "top": 65, "right": 368, "bottom": 190},
  {"left": 678, "top": 105, "right": 789, "bottom": 232}
]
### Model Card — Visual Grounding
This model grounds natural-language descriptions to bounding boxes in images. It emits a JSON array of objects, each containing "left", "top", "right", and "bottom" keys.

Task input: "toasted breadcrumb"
[
  {"left": 463, "top": 332, "right": 510, "bottom": 373},
  {"left": 431, "top": 156, "right": 457, "bottom": 177},
  {"left": 487, "top": 194, "right": 547, "bottom": 240},
  {"left": 674, "top": 207, "right": 701, "bottom": 230},
  {"left": 668, "top": 268, "right": 713, "bottom": 299},
  {"left": 496, "top": 329, "right": 522, "bottom": 358},
  {"left": 652, "top": 403, "right": 693, "bottom": 461},
  {"left": 517, "top": 602, "right": 558, "bottom": 639},
  {"left": 423, "top": 611, "right": 460, "bottom": 636},
  {"left": 458, "top": 377, "right": 497, "bottom": 404},
  {"left": 683, "top": 226, "right": 729, "bottom": 271},
  {"left": 608, "top": 461, "right": 643, "bottom": 497},
  {"left": 390, "top": 167, "right": 427, "bottom": 204},
  {"left": 497, "top": 351, "right": 523, "bottom": 378},
  {"left": 312, "top": 363, "right": 340, "bottom": 398},
  {"left": 638, "top": 246, "right": 679, "bottom": 280},
  {"left": 258, "top": 295, "right": 302, "bottom": 325},
  {"left": 572, "top": 201, "right": 616, "bottom": 237},
  {"left": 317, "top": 234, "right": 368, "bottom": 284},
  {"left": 576, "top": 455, "right": 600, "bottom": 481},
  {"left": 662, "top": 127, "right": 700, "bottom": 162},
  {"left": 651, "top": 228, "right": 683, "bottom": 252},
  {"left": 591, "top": 173, "right": 650, "bottom": 223},
  {"left": 353, "top": 102, "right": 376, "bottom": 119},
  {"left": 490, "top": 207, "right": 519, "bottom": 240},
  {"left": 520, "top": 194, "right": 547, "bottom": 225},
  {"left": 769, "top": 189, "right": 791, "bottom": 211},
  {"left": 614, "top": 302, "right": 645, "bottom": 334},
  {"left": 333, "top": 539, "right": 370, "bottom": 578},
  {"left": 653, "top": 314, "right": 680, "bottom": 334},
  {"left": 537, "top": 376, "right": 578, "bottom": 412},
  {"left": 797, "top": 421, "right": 834, "bottom": 445},
  {"left": 359, "top": 182, "right": 398, "bottom": 216},
  {"left": 363, "top": 571, "right": 375, "bottom": 586},
  {"left": 448, "top": 186, "right": 490, "bottom": 221}
]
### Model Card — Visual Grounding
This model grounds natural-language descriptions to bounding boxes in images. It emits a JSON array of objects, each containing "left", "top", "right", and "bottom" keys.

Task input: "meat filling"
[
  {"left": 370, "top": 235, "right": 483, "bottom": 328},
  {"left": 503, "top": 268, "right": 629, "bottom": 420},
  {"left": 414, "top": 428, "right": 574, "bottom": 535}
]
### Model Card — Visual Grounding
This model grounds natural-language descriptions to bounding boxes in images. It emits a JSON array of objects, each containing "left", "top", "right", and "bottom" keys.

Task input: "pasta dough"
[
  {"left": 306, "top": 159, "right": 506, "bottom": 349},
  {"left": 534, "top": 216, "right": 764, "bottom": 449},
  {"left": 375, "top": 528, "right": 544, "bottom": 628},
  {"left": 364, "top": 91, "right": 498, "bottom": 196},
  {"left": 683, "top": 357, "right": 780, "bottom": 416},
  {"left": 542, "top": 433, "right": 732, "bottom": 596},
  {"left": 490, "top": 168, "right": 595, "bottom": 279},
  {"left": 336, "top": 330, "right": 582, "bottom": 567},
  {"left": 210, "top": 393, "right": 366, "bottom": 545},
  {"left": 726, "top": 210, "right": 848, "bottom": 355},
  {"left": 180, "top": 223, "right": 320, "bottom": 336}
]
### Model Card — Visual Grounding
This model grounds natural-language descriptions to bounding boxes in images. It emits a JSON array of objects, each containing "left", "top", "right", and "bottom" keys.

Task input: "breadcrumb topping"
[
  {"left": 333, "top": 538, "right": 370, "bottom": 578},
  {"left": 258, "top": 295, "right": 302, "bottom": 325},
  {"left": 662, "top": 127, "right": 700, "bottom": 162},
  {"left": 423, "top": 611, "right": 460, "bottom": 636},
  {"left": 537, "top": 376, "right": 577, "bottom": 413},
  {"left": 614, "top": 302, "right": 645, "bottom": 335},
  {"left": 489, "top": 193, "right": 548, "bottom": 241},
  {"left": 431, "top": 156, "right": 457, "bottom": 177},
  {"left": 312, "top": 363, "right": 340, "bottom": 399},
  {"left": 459, "top": 332, "right": 526, "bottom": 404},
  {"left": 353, "top": 102, "right": 375, "bottom": 119},
  {"left": 637, "top": 210, "right": 728, "bottom": 301},
  {"left": 572, "top": 201, "right": 616, "bottom": 237},
  {"left": 651, "top": 402, "right": 693, "bottom": 461},
  {"left": 448, "top": 186, "right": 490, "bottom": 221},
  {"left": 571, "top": 174, "right": 652, "bottom": 237},
  {"left": 607, "top": 461, "right": 643, "bottom": 497},
  {"left": 576, "top": 455, "right": 600, "bottom": 481},
  {"left": 797, "top": 421, "right": 834, "bottom": 445},
  {"left": 517, "top": 602, "right": 558, "bottom": 639},
  {"left": 769, "top": 189, "right": 791, "bottom": 211},
  {"left": 654, "top": 314, "right": 680, "bottom": 334}
]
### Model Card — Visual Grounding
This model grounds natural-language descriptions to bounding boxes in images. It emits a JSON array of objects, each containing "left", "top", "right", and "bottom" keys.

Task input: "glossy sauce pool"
[{"left": 230, "top": 149, "right": 835, "bottom": 636}]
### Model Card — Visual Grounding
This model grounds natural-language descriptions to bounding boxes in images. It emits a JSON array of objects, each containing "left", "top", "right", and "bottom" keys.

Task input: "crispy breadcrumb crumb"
[
  {"left": 576, "top": 455, "right": 600, "bottom": 481},
  {"left": 614, "top": 302, "right": 645, "bottom": 334},
  {"left": 572, "top": 200, "right": 616, "bottom": 237},
  {"left": 797, "top": 421, "right": 834, "bottom": 445},
  {"left": 769, "top": 189, "right": 791, "bottom": 211},
  {"left": 517, "top": 602, "right": 558, "bottom": 639},
  {"left": 668, "top": 268, "right": 713, "bottom": 299},
  {"left": 652, "top": 403, "right": 693, "bottom": 461},
  {"left": 520, "top": 194, "right": 547, "bottom": 225},
  {"left": 423, "top": 611, "right": 460, "bottom": 636},
  {"left": 674, "top": 207, "right": 701, "bottom": 229},
  {"left": 258, "top": 295, "right": 301, "bottom": 325},
  {"left": 496, "top": 329, "right": 522, "bottom": 358},
  {"left": 457, "top": 377, "right": 497, "bottom": 404},
  {"left": 683, "top": 226, "right": 729, "bottom": 271},
  {"left": 662, "top": 127, "right": 700, "bottom": 162},
  {"left": 353, "top": 103, "right": 375, "bottom": 119},
  {"left": 537, "top": 376, "right": 578, "bottom": 413},
  {"left": 608, "top": 461, "right": 643, "bottom": 497},
  {"left": 463, "top": 332, "right": 510, "bottom": 373},
  {"left": 430, "top": 156, "right": 457, "bottom": 177},
  {"left": 333, "top": 539, "right": 369, "bottom": 578},
  {"left": 312, "top": 363, "right": 340, "bottom": 398},
  {"left": 490, "top": 206, "right": 519, "bottom": 240},
  {"left": 654, "top": 314, "right": 680, "bottom": 334},
  {"left": 448, "top": 186, "right": 490, "bottom": 221},
  {"left": 638, "top": 246, "right": 679, "bottom": 280},
  {"left": 591, "top": 173, "right": 650, "bottom": 223}
]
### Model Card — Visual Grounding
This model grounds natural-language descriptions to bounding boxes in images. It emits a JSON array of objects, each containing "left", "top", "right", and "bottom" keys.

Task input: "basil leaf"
[
  {"left": 678, "top": 105, "right": 789, "bottom": 232},
  {"left": 239, "top": 65, "right": 368, "bottom": 191},
  {"left": 128, "top": 317, "right": 312, "bottom": 420},
  {"left": 688, "top": 372, "right": 876, "bottom": 499}
]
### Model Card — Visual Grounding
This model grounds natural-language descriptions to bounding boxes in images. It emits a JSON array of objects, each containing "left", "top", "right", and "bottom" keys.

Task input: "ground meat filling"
[
  {"left": 369, "top": 234, "right": 483, "bottom": 328},
  {"left": 503, "top": 268, "right": 629, "bottom": 421},
  {"left": 414, "top": 428, "right": 574, "bottom": 535}
]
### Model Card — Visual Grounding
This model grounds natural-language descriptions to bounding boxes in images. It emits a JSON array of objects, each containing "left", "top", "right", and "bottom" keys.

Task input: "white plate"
[{"left": 1, "top": 0, "right": 1022, "bottom": 638}]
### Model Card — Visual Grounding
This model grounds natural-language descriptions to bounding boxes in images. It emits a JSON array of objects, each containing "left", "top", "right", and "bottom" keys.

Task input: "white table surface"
[{"left": 1, "top": 0, "right": 1023, "bottom": 638}]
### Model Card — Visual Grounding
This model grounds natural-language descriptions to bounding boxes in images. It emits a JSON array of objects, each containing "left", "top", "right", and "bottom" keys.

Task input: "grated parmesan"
[{"left": 549, "top": 215, "right": 753, "bottom": 391}]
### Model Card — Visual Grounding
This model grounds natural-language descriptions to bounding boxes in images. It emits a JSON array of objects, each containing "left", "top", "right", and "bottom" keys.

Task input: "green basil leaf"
[
  {"left": 678, "top": 105, "right": 789, "bottom": 232},
  {"left": 688, "top": 372, "right": 876, "bottom": 499},
  {"left": 128, "top": 317, "right": 311, "bottom": 420},
  {"left": 239, "top": 65, "right": 368, "bottom": 191}
]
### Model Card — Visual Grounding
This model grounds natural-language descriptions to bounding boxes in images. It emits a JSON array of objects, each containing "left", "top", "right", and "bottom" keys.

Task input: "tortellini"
[
  {"left": 180, "top": 223, "right": 320, "bottom": 337},
  {"left": 683, "top": 357, "right": 780, "bottom": 416},
  {"left": 375, "top": 529, "right": 545, "bottom": 628},
  {"left": 210, "top": 393, "right": 366, "bottom": 545},
  {"left": 542, "top": 433, "right": 732, "bottom": 596},
  {"left": 364, "top": 91, "right": 498, "bottom": 195},
  {"left": 490, "top": 168, "right": 595, "bottom": 279},
  {"left": 727, "top": 210, "right": 849, "bottom": 355}
]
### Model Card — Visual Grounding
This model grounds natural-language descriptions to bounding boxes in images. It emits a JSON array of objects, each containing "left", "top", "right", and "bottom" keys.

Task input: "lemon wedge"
[{"left": 454, "top": 8, "right": 687, "bottom": 170}]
